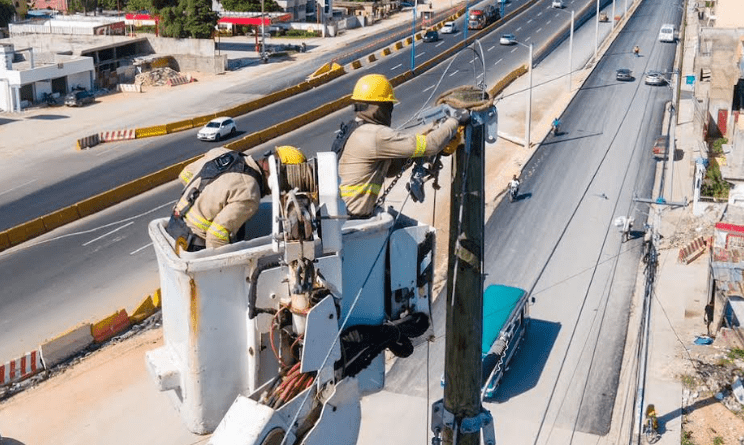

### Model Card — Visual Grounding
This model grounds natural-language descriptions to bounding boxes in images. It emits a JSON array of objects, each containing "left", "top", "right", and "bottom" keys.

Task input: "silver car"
[
  {"left": 500, "top": 33, "right": 517, "bottom": 45},
  {"left": 197, "top": 117, "right": 237, "bottom": 142},
  {"left": 644, "top": 71, "right": 667, "bottom": 86}
]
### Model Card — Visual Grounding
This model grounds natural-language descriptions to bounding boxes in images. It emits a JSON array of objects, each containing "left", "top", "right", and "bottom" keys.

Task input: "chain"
[{"left": 375, "top": 158, "right": 414, "bottom": 208}]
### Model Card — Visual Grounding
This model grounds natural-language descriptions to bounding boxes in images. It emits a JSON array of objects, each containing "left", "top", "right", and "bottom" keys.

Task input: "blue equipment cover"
[{"left": 481, "top": 284, "right": 527, "bottom": 356}]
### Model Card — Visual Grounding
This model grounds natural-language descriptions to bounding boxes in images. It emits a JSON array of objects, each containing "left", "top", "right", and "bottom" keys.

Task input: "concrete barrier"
[
  {"left": 76, "top": 134, "right": 100, "bottom": 150},
  {"left": 0, "top": 350, "right": 42, "bottom": 387},
  {"left": 117, "top": 83, "right": 142, "bottom": 93},
  {"left": 91, "top": 309, "right": 131, "bottom": 343},
  {"left": 351, "top": 59, "right": 363, "bottom": 70},
  {"left": 395, "top": 41, "right": 404, "bottom": 50},
  {"left": 39, "top": 323, "right": 94, "bottom": 368},
  {"left": 165, "top": 120, "right": 193, "bottom": 134},
  {"left": 0, "top": 231, "right": 10, "bottom": 251},
  {"left": 382, "top": 47, "right": 392, "bottom": 56},
  {"left": 135, "top": 125, "right": 168, "bottom": 138},
  {"left": 679, "top": 236, "right": 709, "bottom": 264},
  {"left": 99, "top": 129, "right": 136, "bottom": 142},
  {"left": 130, "top": 295, "right": 158, "bottom": 324},
  {"left": 40, "top": 206, "right": 80, "bottom": 233},
  {"left": 168, "top": 75, "right": 192, "bottom": 87},
  {"left": 6, "top": 218, "right": 45, "bottom": 246}
]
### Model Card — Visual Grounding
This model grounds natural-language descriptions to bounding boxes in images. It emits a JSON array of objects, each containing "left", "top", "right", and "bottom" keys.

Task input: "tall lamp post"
[
  {"left": 261, "top": 0, "right": 266, "bottom": 62},
  {"left": 594, "top": 0, "right": 599, "bottom": 58},
  {"left": 516, "top": 40, "right": 533, "bottom": 148},
  {"left": 411, "top": 0, "right": 417, "bottom": 70}
]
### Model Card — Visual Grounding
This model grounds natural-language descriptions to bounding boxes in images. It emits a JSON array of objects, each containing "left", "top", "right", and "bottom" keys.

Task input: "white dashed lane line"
[
  {"left": 391, "top": 63, "right": 403, "bottom": 70},
  {"left": 83, "top": 222, "right": 134, "bottom": 247},
  {"left": 130, "top": 242, "right": 153, "bottom": 255},
  {"left": 495, "top": 58, "right": 503, "bottom": 65}
]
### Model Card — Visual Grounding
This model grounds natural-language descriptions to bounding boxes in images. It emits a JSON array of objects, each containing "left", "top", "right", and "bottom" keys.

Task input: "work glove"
[
  {"left": 442, "top": 126, "right": 465, "bottom": 155},
  {"left": 451, "top": 108, "right": 471, "bottom": 125}
]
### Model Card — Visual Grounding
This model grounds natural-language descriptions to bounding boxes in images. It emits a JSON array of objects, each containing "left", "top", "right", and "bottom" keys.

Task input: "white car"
[
  {"left": 441, "top": 21, "right": 457, "bottom": 34},
  {"left": 197, "top": 116, "right": 237, "bottom": 142},
  {"left": 500, "top": 33, "right": 517, "bottom": 45},
  {"left": 551, "top": 0, "right": 564, "bottom": 7}
]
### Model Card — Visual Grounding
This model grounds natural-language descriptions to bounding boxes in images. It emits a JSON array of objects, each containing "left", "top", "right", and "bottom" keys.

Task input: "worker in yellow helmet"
[
  {"left": 334, "top": 73, "right": 470, "bottom": 218},
  {"left": 167, "top": 145, "right": 306, "bottom": 251}
]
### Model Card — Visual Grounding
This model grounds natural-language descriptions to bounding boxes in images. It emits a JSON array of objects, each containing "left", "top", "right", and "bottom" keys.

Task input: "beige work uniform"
[
  {"left": 175, "top": 147, "right": 263, "bottom": 249},
  {"left": 338, "top": 117, "right": 459, "bottom": 217}
]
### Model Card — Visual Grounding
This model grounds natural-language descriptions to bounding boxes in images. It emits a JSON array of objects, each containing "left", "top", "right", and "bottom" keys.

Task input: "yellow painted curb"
[
  {"left": 91, "top": 309, "right": 131, "bottom": 343},
  {"left": 130, "top": 295, "right": 157, "bottom": 324},
  {"left": 153, "top": 288, "right": 162, "bottom": 308}
]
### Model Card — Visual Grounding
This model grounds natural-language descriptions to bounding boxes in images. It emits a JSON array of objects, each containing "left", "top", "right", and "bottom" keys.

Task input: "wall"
[
  {"left": 146, "top": 36, "right": 215, "bottom": 58},
  {"left": 17, "top": 57, "right": 94, "bottom": 85},
  {"left": 696, "top": 29, "right": 744, "bottom": 135},
  {"left": 1, "top": 35, "right": 143, "bottom": 56},
  {"left": 68, "top": 71, "right": 92, "bottom": 90},
  {"left": 34, "top": 79, "right": 52, "bottom": 100},
  {"left": 172, "top": 54, "right": 226, "bottom": 74}
]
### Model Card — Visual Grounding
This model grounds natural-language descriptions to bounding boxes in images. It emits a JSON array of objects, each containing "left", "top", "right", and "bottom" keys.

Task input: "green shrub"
[
  {"left": 711, "top": 137, "right": 728, "bottom": 156},
  {"left": 286, "top": 29, "right": 317, "bottom": 37},
  {"left": 701, "top": 158, "right": 731, "bottom": 199}
]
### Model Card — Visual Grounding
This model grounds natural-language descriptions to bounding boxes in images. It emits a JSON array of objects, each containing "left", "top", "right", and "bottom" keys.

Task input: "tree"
[
  {"left": 125, "top": 0, "right": 152, "bottom": 12},
  {"left": 0, "top": 0, "right": 15, "bottom": 28},
  {"left": 218, "top": 0, "right": 280, "bottom": 12},
  {"left": 157, "top": 0, "right": 216, "bottom": 38}
]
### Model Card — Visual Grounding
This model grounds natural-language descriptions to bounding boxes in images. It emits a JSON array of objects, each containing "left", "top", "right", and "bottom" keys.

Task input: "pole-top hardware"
[{"left": 430, "top": 399, "right": 496, "bottom": 445}]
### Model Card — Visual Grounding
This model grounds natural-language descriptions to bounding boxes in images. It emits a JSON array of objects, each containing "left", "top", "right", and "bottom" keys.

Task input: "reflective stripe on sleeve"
[
  {"left": 339, "top": 183, "right": 382, "bottom": 198},
  {"left": 180, "top": 170, "right": 194, "bottom": 184},
  {"left": 413, "top": 134, "right": 427, "bottom": 157},
  {"left": 207, "top": 222, "right": 230, "bottom": 242}
]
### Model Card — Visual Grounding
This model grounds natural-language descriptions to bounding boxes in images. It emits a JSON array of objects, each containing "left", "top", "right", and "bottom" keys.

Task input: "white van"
[{"left": 659, "top": 24, "right": 675, "bottom": 42}]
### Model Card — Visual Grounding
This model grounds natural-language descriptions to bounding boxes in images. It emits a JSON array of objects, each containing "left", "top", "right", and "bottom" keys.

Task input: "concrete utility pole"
[{"left": 442, "top": 121, "right": 485, "bottom": 445}]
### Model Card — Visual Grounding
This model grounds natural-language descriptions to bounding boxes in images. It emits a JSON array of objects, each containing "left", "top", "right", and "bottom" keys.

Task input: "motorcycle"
[
  {"left": 508, "top": 182, "right": 519, "bottom": 202},
  {"left": 551, "top": 121, "right": 560, "bottom": 136}
]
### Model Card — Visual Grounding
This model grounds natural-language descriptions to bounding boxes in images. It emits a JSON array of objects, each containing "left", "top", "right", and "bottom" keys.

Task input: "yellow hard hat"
[
  {"left": 351, "top": 74, "right": 398, "bottom": 103},
  {"left": 275, "top": 145, "right": 306, "bottom": 164}
]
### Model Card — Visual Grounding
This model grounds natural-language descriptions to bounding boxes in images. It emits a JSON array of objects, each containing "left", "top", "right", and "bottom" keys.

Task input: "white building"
[{"left": 0, "top": 43, "right": 94, "bottom": 112}]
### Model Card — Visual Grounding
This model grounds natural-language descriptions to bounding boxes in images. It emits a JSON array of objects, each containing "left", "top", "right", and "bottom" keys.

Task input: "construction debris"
[{"left": 135, "top": 67, "right": 186, "bottom": 87}]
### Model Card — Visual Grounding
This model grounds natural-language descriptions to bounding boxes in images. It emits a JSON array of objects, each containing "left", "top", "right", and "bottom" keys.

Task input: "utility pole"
[{"left": 442, "top": 121, "right": 485, "bottom": 445}]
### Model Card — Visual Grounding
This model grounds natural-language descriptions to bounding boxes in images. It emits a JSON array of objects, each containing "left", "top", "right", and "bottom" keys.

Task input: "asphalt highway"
[
  {"left": 0, "top": 0, "right": 587, "bottom": 231},
  {"left": 384, "top": 0, "right": 683, "bottom": 442}
]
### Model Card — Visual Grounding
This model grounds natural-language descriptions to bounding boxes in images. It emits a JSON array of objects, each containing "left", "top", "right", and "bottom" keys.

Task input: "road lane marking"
[
  {"left": 0, "top": 200, "right": 177, "bottom": 258},
  {"left": 525, "top": 36, "right": 531, "bottom": 41},
  {"left": 527, "top": 18, "right": 533, "bottom": 23},
  {"left": 547, "top": 20, "right": 551, "bottom": 24},
  {"left": 511, "top": 48, "right": 517, "bottom": 53},
  {"left": 477, "top": 73, "right": 484, "bottom": 78},
  {"left": 423, "top": 84, "right": 436, "bottom": 92},
  {"left": 536, "top": 27, "right": 542, "bottom": 33},
  {"left": 392, "top": 63, "right": 403, "bottom": 70},
  {"left": 537, "top": 11, "right": 542, "bottom": 16},
  {"left": 416, "top": 52, "right": 425, "bottom": 58},
  {"left": 0, "top": 179, "right": 38, "bottom": 197},
  {"left": 488, "top": 45, "right": 495, "bottom": 51},
  {"left": 495, "top": 58, "right": 503, "bottom": 65},
  {"left": 130, "top": 242, "right": 153, "bottom": 255},
  {"left": 83, "top": 222, "right": 134, "bottom": 246},
  {"left": 436, "top": 41, "right": 445, "bottom": 47},
  {"left": 449, "top": 70, "right": 459, "bottom": 76},
  {"left": 516, "top": 26, "right": 522, "bottom": 31}
]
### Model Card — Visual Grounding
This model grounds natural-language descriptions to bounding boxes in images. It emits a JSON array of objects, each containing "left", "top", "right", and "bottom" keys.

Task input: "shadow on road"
[
  {"left": 490, "top": 319, "right": 561, "bottom": 403},
  {"left": 26, "top": 114, "right": 69, "bottom": 121}
]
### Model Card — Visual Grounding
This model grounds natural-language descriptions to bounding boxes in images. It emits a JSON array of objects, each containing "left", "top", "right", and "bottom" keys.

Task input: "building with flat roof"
[{"left": 0, "top": 43, "right": 94, "bottom": 112}]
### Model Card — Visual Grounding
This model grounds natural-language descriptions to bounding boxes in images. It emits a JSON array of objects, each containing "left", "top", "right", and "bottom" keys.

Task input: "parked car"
[
  {"left": 500, "top": 33, "right": 517, "bottom": 45},
  {"left": 423, "top": 29, "right": 439, "bottom": 42},
  {"left": 64, "top": 90, "right": 95, "bottom": 107},
  {"left": 551, "top": 0, "right": 564, "bottom": 8},
  {"left": 616, "top": 68, "right": 633, "bottom": 81},
  {"left": 197, "top": 116, "right": 237, "bottom": 142},
  {"left": 441, "top": 21, "right": 457, "bottom": 34},
  {"left": 652, "top": 135, "right": 668, "bottom": 156},
  {"left": 644, "top": 71, "right": 667, "bottom": 86}
]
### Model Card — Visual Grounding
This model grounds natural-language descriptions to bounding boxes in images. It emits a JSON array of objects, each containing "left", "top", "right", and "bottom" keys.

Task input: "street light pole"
[
  {"left": 611, "top": 0, "right": 615, "bottom": 28},
  {"left": 594, "top": 0, "right": 599, "bottom": 58},
  {"left": 569, "top": 10, "right": 573, "bottom": 91},
  {"left": 261, "top": 0, "right": 266, "bottom": 61},
  {"left": 520, "top": 41, "right": 533, "bottom": 148},
  {"left": 411, "top": 0, "right": 417, "bottom": 70}
]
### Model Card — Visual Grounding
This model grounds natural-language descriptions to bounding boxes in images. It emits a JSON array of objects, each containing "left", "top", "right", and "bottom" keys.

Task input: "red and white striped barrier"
[
  {"left": 0, "top": 350, "right": 43, "bottom": 386},
  {"left": 99, "top": 129, "right": 136, "bottom": 142},
  {"left": 167, "top": 75, "right": 192, "bottom": 87}
]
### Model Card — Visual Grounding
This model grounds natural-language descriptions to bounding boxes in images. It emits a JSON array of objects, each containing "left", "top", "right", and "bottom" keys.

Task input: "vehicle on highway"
[
  {"left": 652, "top": 135, "right": 668, "bottom": 156},
  {"left": 644, "top": 70, "right": 667, "bottom": 86},
  {"left": 658, "top": 23, "right": 675, "bottom": 42},
  {"left": 551, "top": 0, "right": 564, "bottom": 8},
  {"left": 440, "top": 284, "right": 531, "bottom": 400},
  {"left": 500, "top": 33, "right": 517, "bottom": 45},
  {"left": 468, "top": 9, "right": 487, "bottom": 30},
  {"left": 423, "top": 29, "right": 439, "bottom": 42},
  {"left": 599, "top": 11, "right": 608, "bottom": 21},
  {"left": 616, "top": 68, "right": 633, "bottom": 81},
  {"left": 64, "top": 90, "right": 95, "bottom": 107},
  {"left": 197, "top": 116, "right": 237, "bottom": 141},
  {"left": 484, "top": 5, "right": 500, "bottom": 22},
  {"left": 440, "top": 21, "right": 457, "bottom": 34}
]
